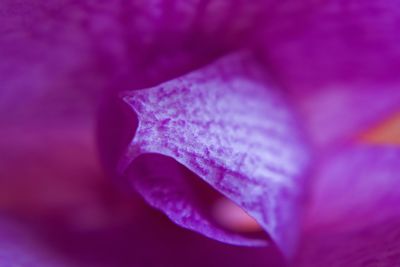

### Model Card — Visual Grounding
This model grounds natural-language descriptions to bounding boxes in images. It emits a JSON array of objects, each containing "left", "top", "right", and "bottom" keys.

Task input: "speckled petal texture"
[
  {"left": 295, "top": 146, "right": 400, "bottom": 266},
  {"left": 118, "top": 53, "right": 310, "bottom": 257},
  {"left": 0, "top": 0, "right": 272, "bottom": 230}
]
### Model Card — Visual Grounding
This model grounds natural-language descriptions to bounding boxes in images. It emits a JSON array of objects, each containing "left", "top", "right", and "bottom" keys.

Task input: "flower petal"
[
  {"left": 305, "top": 145, "right": 400, "bottom": 233},
  {"left": 126, "top": 0, "right": 270, "bottom": 86},
  {"left": 0, "top": 218, "right": 72, "bottom": 267},
  {"left": 293, "top": 88, "right": 400, "bottom": 148},
  {"left": 0, "top": 201, "right": 286, "bottom": 267},
  {"left": 0, "top": 123, "right": 141, "bottom": 231},
  {"left": 0, "top": 0, "right": 267, "bottom": 125},
  {"left": 296, "top": 216, "right": 400, "bottom": 267},
  {"left": 261, "top": 0, "right": 400, "bottom": 89},
  {"left": 294, "top": 145, "right": 400, "bottom": 266},
  {"left": 101, "top": 52, "right": 311, "bottom": 257},
  {"left": 257, "top": 0, "right": 400, "bottom": 147},
  {"left": 0, "top": 0, "right": 264, "bottom": 228}
]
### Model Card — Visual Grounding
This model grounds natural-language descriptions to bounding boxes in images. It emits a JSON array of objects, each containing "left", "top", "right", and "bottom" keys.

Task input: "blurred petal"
[
  {"left": 0, "top": 199, "right": 286, "bottom": 267},
  {"left": 127, "top": 0, "right": 270, "bottom": 86},
  {"left": 305, "top": 145, "right": 400, "bottom": 233},
  {"left": 0, "top": 1, "right": 104, "bottom": 125},
  {"left": 0, "top": 2, "right": 110, "bottom": 219},
  {"left": 0, "top": 0, "right": 268, "bottom": 126},
  {"left": 293, "top": 145, "right": 400, "bottom": 266},
  {"left": 256, "top": 0, "right": 400, "bottom": 147},
  {"left": 296, "top": 216, "right": 400, "bottom": 267},
  {"left": 361, "top": 112, "right": 400, "bottom": 144},
  {"left": 261, "top": 0, "right": 400, "bottom": 89},
  {"left": 294, "top": 88, "right": 400, "bottom": 148},
  {"left": 100, "top": 52, "right": 311, "bottom": 257},
  {"left": 0, "top": 0, "right": 269, "bottom": 228},
  {"left": 0, "top": 218, "right": 72, "bottom": 267},
  {"left": 0, "top": 123, "right": 139, "bottom": 231},
  {"left": 0, "top": 2, "right": 284, "bottom": 266}
]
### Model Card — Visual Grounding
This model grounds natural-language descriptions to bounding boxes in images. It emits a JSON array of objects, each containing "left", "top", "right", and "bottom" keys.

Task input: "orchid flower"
[{"left": 1, "top": 1, "right": 400, "bottom": 267}]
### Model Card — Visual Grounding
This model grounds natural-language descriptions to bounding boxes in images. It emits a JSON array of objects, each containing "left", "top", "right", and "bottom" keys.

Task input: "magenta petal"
[
  {"left": 103, "top": 52, "right": 311, "bottom": 257},
  {"left": 293, "top": 88, "right": 400, "bottom": 148},
  {"left": 305, "top": 145, "right": 400, "bottom": 233},
  {"left": 0, "top": 218, "right": 72, "bottom": 267},
  {"left": 0, "top": 0, "right": 268, "bottom": 121},
  {"left": 256, "top": 0, "right": 400, "bottom": 147},
  {"left": 296, "top": 216, "right": 400, "bottom": 267},
  {"left": 296, "top": 146, "right": 400, "bottom": 266},
  {"left": 0, "top": 202, "right": 286, "bottom": 267},
  {"left": 124, "top": 0, "right": 269, "bottom": 86},
  {"left": 261, "top": 0, "right": 400, "bottom": 89}
]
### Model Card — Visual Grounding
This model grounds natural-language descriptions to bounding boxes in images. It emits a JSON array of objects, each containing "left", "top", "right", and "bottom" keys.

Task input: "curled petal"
[
  {"left": 0, "top": 0, "right": 266, "bottom": 228},
  {"left": 101, "top": 52, "right": 310, "bottom": 257}
]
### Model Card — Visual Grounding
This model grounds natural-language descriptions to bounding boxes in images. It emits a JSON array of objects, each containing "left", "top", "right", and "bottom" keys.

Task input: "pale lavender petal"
[
  {"left": 101, "top": 52, "right": 311, "bottom": 257},
  {"left": 0, "top": 113, "right": 285, "bottom": 267},
  {"left": 0, "top": 0, "right": 269, "bottom": 227},
  {"left": 0, "top": 118, "right": 286, "bottom": 267}
]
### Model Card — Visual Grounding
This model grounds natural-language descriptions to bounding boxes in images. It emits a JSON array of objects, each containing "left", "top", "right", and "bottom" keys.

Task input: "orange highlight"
[
  {"left": 361, "top": 112, "right": 400, "bottom": 144},
  {"left": 212, "top": 198, "right": 262, "bottom": 233}
]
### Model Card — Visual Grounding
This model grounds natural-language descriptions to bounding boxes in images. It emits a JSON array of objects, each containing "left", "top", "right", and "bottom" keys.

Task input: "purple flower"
[{"left": 1, "top": 1, "right": 400, "bottom": 266}]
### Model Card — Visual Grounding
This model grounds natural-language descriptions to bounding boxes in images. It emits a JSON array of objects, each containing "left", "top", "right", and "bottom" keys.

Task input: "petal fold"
[{"left": 106, "top": 52, "right": 310, "bottom": 257}]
